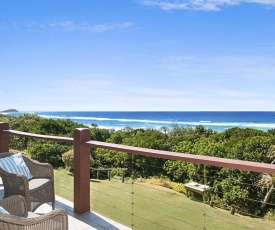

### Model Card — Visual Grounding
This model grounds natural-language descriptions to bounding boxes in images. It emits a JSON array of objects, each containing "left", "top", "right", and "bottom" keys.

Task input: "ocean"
[{"left": 5, "top": 111, "right": 275, "bottom": 132}]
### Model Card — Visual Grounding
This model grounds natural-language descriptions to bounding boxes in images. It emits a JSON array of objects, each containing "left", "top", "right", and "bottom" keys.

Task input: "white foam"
[{"left": 37, "top": 113, "right": 275, "bottom": 130}]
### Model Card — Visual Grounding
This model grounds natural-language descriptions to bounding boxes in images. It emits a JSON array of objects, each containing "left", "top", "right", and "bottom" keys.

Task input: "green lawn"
[{"left": 55, "top": 170, "right": 275, "bottom": 230}]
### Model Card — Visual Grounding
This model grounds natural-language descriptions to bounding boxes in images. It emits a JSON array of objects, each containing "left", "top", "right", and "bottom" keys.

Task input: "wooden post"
[
  {"left": 0, "top": 122, "right": 10, "bottom": 152},
  {"left": 122, "top": 170, "right": 125, "bottom": 183},
  {"left": 73, "top": 128, "right": 90, "bottom": 214},
  {"left": 108, "top": 170, "right": 111, "bottom": 181}
]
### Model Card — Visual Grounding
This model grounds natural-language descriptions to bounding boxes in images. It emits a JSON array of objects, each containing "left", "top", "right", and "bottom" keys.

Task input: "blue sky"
[{"left": 1, "top": 0, "right": 275, "bottom": 111}]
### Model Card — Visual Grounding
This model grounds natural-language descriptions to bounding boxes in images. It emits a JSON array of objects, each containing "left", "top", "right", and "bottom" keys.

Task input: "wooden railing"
[{"left": 1, "top": 121, "right": 275, "bottom": 215}]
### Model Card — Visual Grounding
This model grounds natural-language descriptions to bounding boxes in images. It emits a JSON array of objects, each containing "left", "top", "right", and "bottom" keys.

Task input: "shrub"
[
  {"left": 27, "top": 140, "right": 69, "bottom": 166},
  {"left": 146, "top": 176, "right": 172, "bottom": 189},
  {"left": 265, "top": 209, "right": 275, "bottom": 221},
  {"left": 62, "top": 149, "right": 95, "bottom": 173},
  {"left": 62, "top": 150, "right": 74, "bottom": 172},
  {"left": 171, "top": 182, "right": 186, "bottom": 194},
  {"left": 9, "top": 149, "right": 30, "bottom": 157}
]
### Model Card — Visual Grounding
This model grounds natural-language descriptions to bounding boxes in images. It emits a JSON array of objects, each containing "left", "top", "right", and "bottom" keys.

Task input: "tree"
[{"left": 256, "top": 145, "right": 275, "bottom": 209}]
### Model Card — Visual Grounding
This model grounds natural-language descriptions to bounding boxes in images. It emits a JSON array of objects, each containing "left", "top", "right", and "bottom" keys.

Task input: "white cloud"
[
  {"left": 48, "top": 21, "right": 133, "bottom": 33},
  {"left": 3, "top": 73, "right": 275, "bottom": 111},
  {"left": 8, "top": 21, "right": 133, "bottom": 33},
  {"left": 159, "top": 54, "right": 275, "bottom": 80},
  {"left": 140, "top": 0, "right": 275, "bottom": 11},
  {"left": 130, "top": 86, "right": 188, "bottom": 97}
]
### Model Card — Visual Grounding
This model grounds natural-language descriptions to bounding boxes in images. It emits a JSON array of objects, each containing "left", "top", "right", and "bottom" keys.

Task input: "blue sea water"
[{"left": 5, "top": 111, "right": 275, "bottom": 132}]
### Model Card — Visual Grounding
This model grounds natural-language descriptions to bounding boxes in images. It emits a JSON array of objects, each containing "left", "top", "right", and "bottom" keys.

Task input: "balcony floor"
[{"left": 0, "top": 181, "right": 131, "bottom": 230}]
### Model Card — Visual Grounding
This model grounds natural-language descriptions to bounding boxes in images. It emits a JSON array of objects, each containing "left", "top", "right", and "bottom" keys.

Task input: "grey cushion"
[
  {"left": 21, "top": 212, "right": 40, "bottom": 218},
  {"left": 29, "top": 178, "right": 50, "bottom": 192}
]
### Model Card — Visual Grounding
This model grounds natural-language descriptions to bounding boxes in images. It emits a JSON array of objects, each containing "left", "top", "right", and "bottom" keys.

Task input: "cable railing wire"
[
  {"left": 90, "top": 205, "right": 132, "bottom": 228},
  {"left": 135, "top": 162, "right": 275, "bottom": 229},
  {"left": 90, "top": 188, "right": 132, "bottom": 205},
  {"left": 132, "top": 201, "right": 202, "bottom": 229},
  {"left": 205, "top": 213, "right": 253, "bottom": 230},
  {"left": 101, "top": 167, "right": 256, "bottom": 227},
  {"left": 132, "top": 214, "right": 178, "bottom": 230},
  {"left": 91, "top": 178, "right": 132, "bottom": 194},
  {"left": 90, "top": 197, "right": 132, "bottom": 216},
  {"left": 89, "top": 176, "right": 204, "bottom": 229},
  {"left": 194, "top": 173, "right": 275, "bottom": 220},
  {"left": 90, "top": 194, "right": 133, "bottom": 228},
  {"left": 133, "top": 190, "right": 203, "bottom": 215},
  {"left": 130, "top": 159, "right": 204, "bottom": 230}
]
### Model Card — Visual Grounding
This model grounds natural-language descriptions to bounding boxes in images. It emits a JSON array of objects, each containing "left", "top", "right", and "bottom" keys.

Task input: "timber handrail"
[
  {"left": 3, "top": 129, "right": 73, "bottom": 143},
  {"left": 86, "top": 140, "right": 275, "bottom": 175},
  {"left": 2, "top": 127, "right": 275, "bottom": 175}
]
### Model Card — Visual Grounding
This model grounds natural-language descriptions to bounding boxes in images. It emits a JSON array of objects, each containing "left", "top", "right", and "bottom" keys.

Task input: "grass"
[{"left": 55, "top": 170, "right": 275, "bottom": 230}]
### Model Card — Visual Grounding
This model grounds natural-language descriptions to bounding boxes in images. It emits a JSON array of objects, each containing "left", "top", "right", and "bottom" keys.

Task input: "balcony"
[
  {"left": 0, "top": 179, "right": 130, "bottom": 230},
  {"left": 1, "top": 121, "right": 275, "bottom": 229}
]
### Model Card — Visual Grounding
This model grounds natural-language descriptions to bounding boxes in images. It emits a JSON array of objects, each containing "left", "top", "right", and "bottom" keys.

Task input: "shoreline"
[{"left": 3, "top": 111, "right": 275, "bottom": 132}]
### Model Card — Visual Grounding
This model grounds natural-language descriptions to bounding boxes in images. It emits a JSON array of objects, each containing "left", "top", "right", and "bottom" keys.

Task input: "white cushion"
[
  {"left": 21, "top": 212, "right": 40, "bottom": 218},
  {"left": 0, "top": 206, "right": 9, "bottom": 214},
  {"left": 0, "top": 153, "right": 33, "bottom": 180}
]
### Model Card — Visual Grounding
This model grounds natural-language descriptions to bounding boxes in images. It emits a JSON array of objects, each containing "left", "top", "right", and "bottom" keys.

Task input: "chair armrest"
[
  {"left": 0, "top": 167, "right": 29, "bottom": 197},
  {"left": 0, "top": 195, "right": 28, "bottom": 216},
  {"left": 0, "top": 209, "right": 68, "bottom": 230},
  {"left": 23, "top": 156, "right": 54, "bottom": 178},
  {"left": 28, "top": 209, "right": 68, "bottom": 227}
]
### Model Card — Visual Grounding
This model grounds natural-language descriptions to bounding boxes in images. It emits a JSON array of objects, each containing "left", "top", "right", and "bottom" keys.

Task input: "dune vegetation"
[{"left": 1, "top": 113, "right": 275, "bottom": 225}]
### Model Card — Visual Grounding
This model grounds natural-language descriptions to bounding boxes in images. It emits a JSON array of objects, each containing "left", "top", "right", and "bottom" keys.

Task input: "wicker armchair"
[
  {"left": 0, "top": 195, "right": 68, "bottom": 230},
  {"left": 0, "top": 152, "right": 55, "bottom": 211}
]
